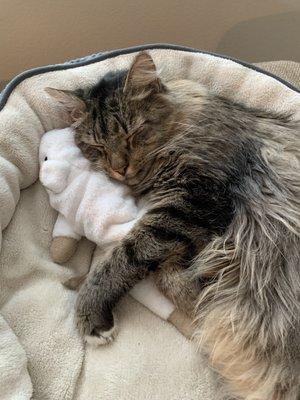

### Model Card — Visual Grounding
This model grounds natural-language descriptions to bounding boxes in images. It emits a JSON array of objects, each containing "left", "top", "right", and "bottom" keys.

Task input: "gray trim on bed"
[{"left": 1, "top": 43, "right": 299, "bottom": 111}]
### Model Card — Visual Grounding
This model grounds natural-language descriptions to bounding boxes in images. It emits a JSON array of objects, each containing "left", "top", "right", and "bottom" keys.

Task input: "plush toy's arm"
[
  {"left": 130, "top": 277, "right": 175, "bottom": 320},
  {"left": 53, "top": 214, "right": 81, "bottom": 240},
  {"left": 103, "top": 204, "right": 146, "bottom": 244},
  {"left": 130, "top": 277, "right": 194, "bottom": 339},
  {"left": 104, "top": 220, "right": 137, "bottom": 244},
  {"left": 51, "top": 214, "right": 81, "bottom": 264}
]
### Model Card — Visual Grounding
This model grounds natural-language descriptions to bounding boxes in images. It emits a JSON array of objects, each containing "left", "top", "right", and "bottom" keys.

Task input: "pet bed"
[{"left": 0, "top": 44, "right": 299, "bottom": 400}]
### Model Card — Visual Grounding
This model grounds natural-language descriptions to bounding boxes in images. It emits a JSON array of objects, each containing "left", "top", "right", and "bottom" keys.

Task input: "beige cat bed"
[{"left": 0, "top": 44, "right": 299, "bottom": 400}]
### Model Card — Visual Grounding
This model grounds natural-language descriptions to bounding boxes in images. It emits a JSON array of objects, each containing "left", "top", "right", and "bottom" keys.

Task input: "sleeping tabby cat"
[{"left": 47, "top": 52, "right": 300, "bottom": 400}]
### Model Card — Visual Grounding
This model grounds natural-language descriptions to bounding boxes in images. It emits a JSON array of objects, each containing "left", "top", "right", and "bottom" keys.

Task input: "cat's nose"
[
  {"left": 110, "top": 166, "right": 126, "bottom": 181},
  {"left": 124, "top": 165, "right": 135, "bottom": 179},
  {"left": 114, "top": 166, "right": 127, "bottom": 175}
]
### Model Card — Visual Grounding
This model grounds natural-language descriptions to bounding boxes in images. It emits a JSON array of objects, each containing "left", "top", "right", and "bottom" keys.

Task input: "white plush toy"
[
  {"left": 39, "top": 127, "right": 193, "bottom": 339},
  {"left": 39, "top": 127, "right": 141, "bottom": 262}
]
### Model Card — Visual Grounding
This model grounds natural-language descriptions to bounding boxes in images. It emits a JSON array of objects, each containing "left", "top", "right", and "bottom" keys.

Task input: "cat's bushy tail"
[{"left": 192, "top": 136, "right": 300, "bottom": 399}]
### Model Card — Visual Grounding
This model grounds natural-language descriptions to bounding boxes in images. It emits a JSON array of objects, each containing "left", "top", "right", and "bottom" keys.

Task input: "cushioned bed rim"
[{"left": 1, "top": 43, "right": 299, "bottom": 112}]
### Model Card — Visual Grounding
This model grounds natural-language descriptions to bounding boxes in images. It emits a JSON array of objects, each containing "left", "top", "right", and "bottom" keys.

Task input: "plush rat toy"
[{"left": 39, "top": 127, "right": 193, "bottom": 339}]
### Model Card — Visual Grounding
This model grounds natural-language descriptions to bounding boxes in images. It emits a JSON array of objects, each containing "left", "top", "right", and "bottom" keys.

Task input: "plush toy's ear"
[
  {"left": 45, "top": 87, "right": 87, "bottom": 125},
  {"left": 124, "top": 52, "right": 162, "bottom": 95}
]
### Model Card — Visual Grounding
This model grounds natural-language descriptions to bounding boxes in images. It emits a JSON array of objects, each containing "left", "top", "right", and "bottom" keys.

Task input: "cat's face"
[{"left": 47, "top": 52, "right": 175, "bottom": 186}]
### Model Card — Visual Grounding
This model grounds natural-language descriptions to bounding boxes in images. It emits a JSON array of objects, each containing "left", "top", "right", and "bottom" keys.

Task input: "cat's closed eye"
[
  {"left": 81, "top": 142, "right": 105, "bottom": 160},
  {"left": 95, "top": 146, "right": 104, "bottom": 156},
  {"left": 130, "top": 128, "right": 153, "bottom": 146},
  {"left": 87, "top": 129, "right": 104, "bottom": 147}
]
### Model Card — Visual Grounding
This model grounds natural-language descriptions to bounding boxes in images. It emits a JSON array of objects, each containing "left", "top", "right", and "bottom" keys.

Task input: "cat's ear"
[
  {"left": 45, "top": 87, "right": 87, "bottom": 124},
  {"left": 124, "top": 52, "right": 162, "bottom": 94}
]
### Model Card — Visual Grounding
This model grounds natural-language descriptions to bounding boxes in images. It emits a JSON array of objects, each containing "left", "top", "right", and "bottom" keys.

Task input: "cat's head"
[{"left": 46, "top": 52, "right": 176, "bottom": 186}]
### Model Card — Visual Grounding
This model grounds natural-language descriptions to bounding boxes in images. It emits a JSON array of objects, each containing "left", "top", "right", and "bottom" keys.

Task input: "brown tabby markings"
[{"left": 47, "top": 52, "right": 300, "bottom": 400}]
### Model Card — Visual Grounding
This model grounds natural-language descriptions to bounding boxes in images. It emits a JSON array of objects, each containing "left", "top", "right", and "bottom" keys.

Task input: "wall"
[{"left": 0, "top": 0, "right": 299, "bottom": 82}]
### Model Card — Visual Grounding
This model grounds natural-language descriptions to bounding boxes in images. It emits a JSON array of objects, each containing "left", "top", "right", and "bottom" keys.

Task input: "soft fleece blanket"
[{"left": 0, "top": 45, "right": 299, "bottom": 400}]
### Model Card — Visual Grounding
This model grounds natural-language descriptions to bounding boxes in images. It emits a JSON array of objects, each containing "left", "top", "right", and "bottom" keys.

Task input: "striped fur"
[{"left": 49, "top": 52, "right": 300, "bottom": 399}]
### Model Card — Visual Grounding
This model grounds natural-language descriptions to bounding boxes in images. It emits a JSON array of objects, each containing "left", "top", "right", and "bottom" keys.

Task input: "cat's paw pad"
[{"left": 85, "top": 324, "right": 117, "bottom": 346}]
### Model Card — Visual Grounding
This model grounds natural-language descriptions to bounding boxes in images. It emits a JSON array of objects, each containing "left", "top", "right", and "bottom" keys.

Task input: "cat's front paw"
[
  {"left": 80, "top": 317, "right": 117, "bottom": 346},
  {"left": 76, "top": 284, "right": 117, "bottom": 346}
]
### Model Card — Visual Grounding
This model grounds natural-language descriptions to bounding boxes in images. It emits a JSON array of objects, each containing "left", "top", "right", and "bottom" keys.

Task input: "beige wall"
[{"left": 0, "top": 0, "right": 299, "bottom": 82}]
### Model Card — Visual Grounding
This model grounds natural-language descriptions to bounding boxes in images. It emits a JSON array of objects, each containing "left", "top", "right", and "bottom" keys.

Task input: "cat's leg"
[
  {"left": 63, "top": 243, "right": 110, "bottom": 290},
  {"left": 51, "top": 214, "right": 81, "bottom": 263},
  {"left": 152, "top": 258, "right": 200, "bottom": 339},
  {"left": 75, "top": 205, "right": 204, "bottom": 345},
  {"left": 153, "top": 258, "right": 199, "bottom": 317},
  {"left": 70, "top": 267, "right": 194, "bottom": 340}
]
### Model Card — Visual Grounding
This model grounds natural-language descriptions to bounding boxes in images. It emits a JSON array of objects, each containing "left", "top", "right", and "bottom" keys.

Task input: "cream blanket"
[{"left": 0, "top": 46, "right": 299, "bottom": 400}]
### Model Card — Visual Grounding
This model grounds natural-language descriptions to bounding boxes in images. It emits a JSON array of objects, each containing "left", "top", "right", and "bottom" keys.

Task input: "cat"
[{"left": 47, "top": 52, "right": 300, "bottom": 400}]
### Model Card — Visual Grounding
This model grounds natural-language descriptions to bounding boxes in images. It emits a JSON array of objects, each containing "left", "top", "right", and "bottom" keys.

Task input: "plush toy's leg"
[
  {"left": 51, "top": 214, "right": 81, "bottom": 263},
  {"left": 167, "top": 309, "right": 194, "bottom": 339},
  {"left": 63, "top": 273, "right": 87, "bottom": 290},
  {"left": 130, "top": 277, "right": 194, "bottom": 339},
  {"left": 50, "top": 237, "right": 79, "bottom": 264}
]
